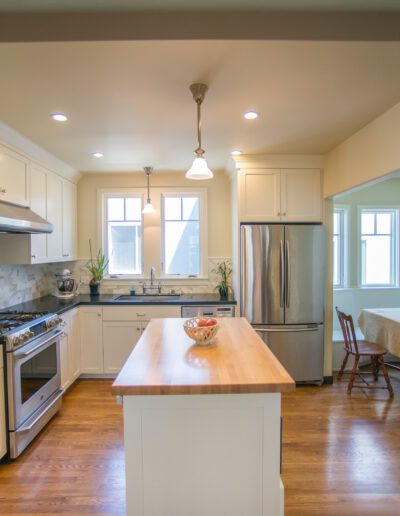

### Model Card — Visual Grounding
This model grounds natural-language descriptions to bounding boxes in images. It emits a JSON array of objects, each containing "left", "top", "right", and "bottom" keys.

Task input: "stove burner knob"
[{"left": 28, "top": 330, "right": 34, "bottom": 338}]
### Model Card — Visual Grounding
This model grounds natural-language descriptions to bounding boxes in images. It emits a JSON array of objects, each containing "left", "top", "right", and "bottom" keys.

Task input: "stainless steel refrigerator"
[{"left": 241, "top": 224, "right": 325, "bottom": 384}]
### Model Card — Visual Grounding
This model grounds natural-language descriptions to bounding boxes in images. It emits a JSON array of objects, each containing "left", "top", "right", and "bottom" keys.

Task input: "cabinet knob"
[
  {"left": 0, "top": 187, "right": 6, "bottom": 194},
  {"left": 277, "top": 212, "right": 281, "bottom": 216},
  {"left": 31, "top": 254, "right": 36, "bottom": 259},
  {"left": 283, "top": 212, "right": 286, "bottom": 216}
]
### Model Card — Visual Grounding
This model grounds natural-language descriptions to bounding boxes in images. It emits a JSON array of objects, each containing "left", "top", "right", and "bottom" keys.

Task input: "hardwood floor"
[{"left": 0, "top": 375, "right": 399, "bottom": 515}]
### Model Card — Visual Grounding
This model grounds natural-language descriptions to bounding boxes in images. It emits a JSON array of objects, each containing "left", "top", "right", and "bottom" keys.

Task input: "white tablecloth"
[{"left": 358, "top": 308, "right": 400, "bottom": 357}]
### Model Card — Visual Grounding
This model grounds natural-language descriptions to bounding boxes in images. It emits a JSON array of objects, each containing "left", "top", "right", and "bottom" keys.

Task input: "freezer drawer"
[{"left": 255, "top": 324, "right": 324, "bottom": 384}]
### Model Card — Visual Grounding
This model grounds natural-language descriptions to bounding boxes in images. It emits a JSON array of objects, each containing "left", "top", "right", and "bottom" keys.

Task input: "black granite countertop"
[{"left": 2, "top": 293, "right": 237, "bottom": 316}]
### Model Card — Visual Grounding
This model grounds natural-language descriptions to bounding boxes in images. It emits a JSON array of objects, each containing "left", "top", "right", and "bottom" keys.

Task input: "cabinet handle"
[
  {"left": 136, "top": 313, "right": 146, "bottom": 317},
  {"left": 137, "top": 327, "right": 141, "bottom": 331},
  {"left": 283, "top": 212, "right": 286, "bottom": 216},
  {"left": 62, "top": 253, "right": 69, "bottom": 257},
  {"left": 97, "top": 313, "right": 101, "bottom": 317},
  {"left": 31, "top": 255, "right": 36, "bottom": 259},
  {"left": 277, "top": 212, "right": 281, "bottom": 216},
  {"left": 0, "top": 187, "right": 6, "bottom": 193}
]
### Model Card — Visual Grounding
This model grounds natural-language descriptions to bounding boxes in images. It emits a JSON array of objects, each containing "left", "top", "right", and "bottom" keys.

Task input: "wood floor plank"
[{"left": 0, "top": 374, "right": 399, "bottom": 515}]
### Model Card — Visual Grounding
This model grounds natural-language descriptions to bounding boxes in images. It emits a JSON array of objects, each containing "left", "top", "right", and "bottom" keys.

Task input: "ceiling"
[
  {"left": 1, "top": 40, "right": 400, "bottom": 173},
  {"left": 0, "top": 0, "right": 400, "bottom": 12}
]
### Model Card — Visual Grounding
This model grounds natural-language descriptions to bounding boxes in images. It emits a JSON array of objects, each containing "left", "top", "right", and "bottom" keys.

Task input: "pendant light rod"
[
  {"left": 144, "top": 166, "right": 153, "bottom": 203},
  {"left": 190, "top": 83, "right": 208, "bottom": 158}
]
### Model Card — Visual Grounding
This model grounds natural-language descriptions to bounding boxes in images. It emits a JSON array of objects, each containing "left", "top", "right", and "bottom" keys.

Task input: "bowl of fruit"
[{"left": 183, "top": 317, "right": 220, "bottom": 346}]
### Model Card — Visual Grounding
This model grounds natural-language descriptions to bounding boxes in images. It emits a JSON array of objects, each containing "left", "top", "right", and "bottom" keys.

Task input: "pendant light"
[
  {"left": 186, "top": 83, "right": 213, "bottom": 180},
  {"left": 142, "top": 166, "right": 156, "bottom": 214}
]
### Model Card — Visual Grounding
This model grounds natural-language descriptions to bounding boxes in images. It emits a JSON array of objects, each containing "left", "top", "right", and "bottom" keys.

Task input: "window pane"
[
  {"left": 182, "top": 197, "right": 199, "bottom": 220},
  {"left": 376, "top": 212, "right": 391, "bottom": 234},
  {"left": 164, "top": 197, "right": 181, "bottom": 221},
  {"left": 164, "top": 220, "right": 199, "bottom": 275},
  {"left": 333, "top": 212, "right": 339, "bottom": 235},
  {"left": 108, "top": 198, "right": 124, "bottom": 221},
  {"left": 361, "top": 212, "right": 375, "bottom": 234},
  {"left": 362, "top": 235, "right": 391, "bottom": 285},
  {"left": 108, "top": 222, "right": 141, "bottom": 275},
  {"left": 125, "top": 198, "right": 141, "bottom": 221}
]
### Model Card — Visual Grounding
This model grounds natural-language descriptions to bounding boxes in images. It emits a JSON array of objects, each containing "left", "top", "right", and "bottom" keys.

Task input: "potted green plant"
[
  {"left": 213, "top": 260, "right": 232, "bottom": 301},
  {"left": 85, "top": 240, "right": 108, "bottom": 296}
]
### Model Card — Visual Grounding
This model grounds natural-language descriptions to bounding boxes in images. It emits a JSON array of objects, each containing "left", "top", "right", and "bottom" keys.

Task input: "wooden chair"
[{"left": 335, "top": 307, "right": 394, "bottom": 397}]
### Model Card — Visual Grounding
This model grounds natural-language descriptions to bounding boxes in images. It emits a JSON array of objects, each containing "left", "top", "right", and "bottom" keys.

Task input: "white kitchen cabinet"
[
  {"left": 0, "top": 143, "right": 29, "bottom": 207},
  {"left": 239, "top": 168, "right": 321, "bottom": 223},
  {"left": 60, "top": 308, "right": 81, "bottom": 391},
  {"left": 62, "top": 179, "right": 77, "bottom": 260},
  {"left": 46, "top": 171, "right": 63, "bottom": 261},
  {"left": 240, "top": 169, "right": 281, "bottom": 222},
  {"left": 0, "top": 350, "right": 7, "bottom": 460},
  {"left": 103, "top": 322, "right": 142, "bottom": 374},
  {"left": 80, "top": 307, "right": 103, "bottom": 374},
  {"left": 30, "top": 162, "right": 48, "bottom": 263},
  {"left": 281, "top": 169, "right": 321, "bottom": 222}
]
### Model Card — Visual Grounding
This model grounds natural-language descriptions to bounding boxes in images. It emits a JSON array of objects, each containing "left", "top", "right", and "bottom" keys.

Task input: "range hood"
[{"left": 0, "top": 201, "right": 53, "bottom": 234}]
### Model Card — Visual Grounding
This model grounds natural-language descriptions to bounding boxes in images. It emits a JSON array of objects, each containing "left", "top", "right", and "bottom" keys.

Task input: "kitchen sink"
[{"left": 113, "top": 294, "right": 181, "bottom": 302}]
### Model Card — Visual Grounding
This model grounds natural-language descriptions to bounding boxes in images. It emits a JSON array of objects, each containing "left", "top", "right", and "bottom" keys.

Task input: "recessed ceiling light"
[
  {"left": 92, "top": 152, "right": 104, "bottom": 158},
  {"left": 231, "top": 150, "right": 242, "bottom": 156},
  {"left": 51, "top": 113, "right": 68, "bottom": 122},
  {"left": 244, "top": 111, "right": 259, "bottom": 120}
]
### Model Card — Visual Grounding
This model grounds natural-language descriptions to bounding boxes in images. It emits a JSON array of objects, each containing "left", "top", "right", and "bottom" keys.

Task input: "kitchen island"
[{"left": 112, "top": 317, "right": 295, "bottom": 516}]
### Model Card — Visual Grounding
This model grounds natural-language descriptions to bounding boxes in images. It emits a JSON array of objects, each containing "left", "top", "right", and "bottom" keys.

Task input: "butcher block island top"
[{"left": 112, "top": 317, "right": 295, "bottom": 396}]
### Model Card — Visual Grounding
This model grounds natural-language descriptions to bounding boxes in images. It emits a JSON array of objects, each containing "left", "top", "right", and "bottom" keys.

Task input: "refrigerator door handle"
[
  {"left": 285, "top": 239, "right": 290, "bottom": 308},
  {"left": 280, "top": 240, "right": 285, "bottom": 308},
  {"left": 255, "top": 326, "right": 319, "bottom": 333}
]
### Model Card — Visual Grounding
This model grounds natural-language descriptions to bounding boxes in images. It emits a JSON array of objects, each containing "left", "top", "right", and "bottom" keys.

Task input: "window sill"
[{"left": 103, "top": 276, "right": 209, "bottom": 284}]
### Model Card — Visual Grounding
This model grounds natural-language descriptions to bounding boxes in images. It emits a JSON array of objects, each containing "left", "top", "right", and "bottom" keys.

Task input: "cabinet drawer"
[{"left": 102, "top": 305, "right": 181, "bottom": 321}]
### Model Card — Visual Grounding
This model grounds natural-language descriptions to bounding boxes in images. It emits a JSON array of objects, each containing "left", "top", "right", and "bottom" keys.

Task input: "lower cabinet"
[
  {"left": 0, "top": 351, "right": 7, "bottom": 459},
  {"left": 103, "top": 322, "right": 144, "bottom": 374},
  {"left": 60, "top": 308, "right": 81, "bottom": 391},
  {"left": 80, "top": 307, "right": 103, "bottom": 374}
]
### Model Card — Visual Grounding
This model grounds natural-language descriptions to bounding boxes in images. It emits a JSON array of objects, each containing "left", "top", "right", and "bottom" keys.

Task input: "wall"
[
  {"left": 324, "top": 100, "right": 400, "bottom": 198},
  {"left": 77, "top": 170, "right": 232, "bottom": 293}
]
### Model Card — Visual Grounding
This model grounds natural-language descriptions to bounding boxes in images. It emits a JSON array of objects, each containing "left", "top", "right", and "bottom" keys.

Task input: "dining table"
[{"left": 358, "top": 308, "right": 400, "bottom": 370}]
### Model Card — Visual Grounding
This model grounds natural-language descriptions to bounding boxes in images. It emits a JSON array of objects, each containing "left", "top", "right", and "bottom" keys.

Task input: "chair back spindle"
[{"left": 335, "top": 307, "right": 359, "bottom": 354}]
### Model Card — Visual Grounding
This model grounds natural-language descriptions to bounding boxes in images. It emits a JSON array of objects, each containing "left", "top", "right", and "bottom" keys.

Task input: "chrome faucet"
[
  {"left": 142, "top": 266, "right": 162, "bottom": 295},
  {"left": 150, "top": 266, "right": 156, "bottom": 287}
]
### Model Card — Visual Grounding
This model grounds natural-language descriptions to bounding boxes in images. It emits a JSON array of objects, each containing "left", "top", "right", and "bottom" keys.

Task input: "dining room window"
[
  {"left": 333, "top": 207, "right": 348, "bottom": 288},
  {"left": 360, "top": 208, "right": 398, "bottom": 287}
]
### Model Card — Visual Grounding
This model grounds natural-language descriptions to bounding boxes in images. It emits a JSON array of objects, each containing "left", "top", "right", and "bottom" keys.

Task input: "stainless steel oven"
[{"left": 1, "top": 312, "right": 63, "bottom": 458}]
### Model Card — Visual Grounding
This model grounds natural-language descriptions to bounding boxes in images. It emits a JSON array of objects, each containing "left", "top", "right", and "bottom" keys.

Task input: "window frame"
[
  {"left": 333, "top": 205, "right": 349, "bottom": 289},
  {"left": 358, "top": 206, "right": 399, "bottom": 288},
  {"left": 98, "top": 187, "right": 208, "bottom": 281},
  {"left": 160, "top": 189, "right": 207, "bottom": 279},
  {"left": 99, "top": 189, "right": 144, "bottom": 279}
]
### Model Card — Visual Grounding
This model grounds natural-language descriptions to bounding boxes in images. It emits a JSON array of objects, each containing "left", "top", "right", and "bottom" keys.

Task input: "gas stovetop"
[
  {"left": 0, "top": 311, "right": 62, "bottom": 351},
  {"left": 0, "top": 311, "right": 49, "bottom": 335}
]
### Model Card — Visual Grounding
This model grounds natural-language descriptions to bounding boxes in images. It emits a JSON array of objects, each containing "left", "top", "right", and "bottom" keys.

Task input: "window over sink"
[{"left": 100, "top": 188, "right": 207, "bottom": 279}]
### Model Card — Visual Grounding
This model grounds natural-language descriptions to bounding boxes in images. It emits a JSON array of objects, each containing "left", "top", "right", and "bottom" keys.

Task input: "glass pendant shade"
[
  {"left": 185, "top": 156, "right": 213, "bottom": 180},
  {"left": 142, "top": 200, "right": 155, "bottom": 214}
]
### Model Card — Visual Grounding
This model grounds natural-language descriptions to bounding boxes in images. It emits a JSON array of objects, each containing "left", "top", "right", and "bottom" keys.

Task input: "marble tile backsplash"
[{"left": 0, "top": 258, "right": 231, "bottom": 310}]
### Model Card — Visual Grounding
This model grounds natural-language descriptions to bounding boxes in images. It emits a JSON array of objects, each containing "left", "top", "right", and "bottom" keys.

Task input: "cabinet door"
[
  {"left": 30, "top": 163, "right": 48, "bottom": 263},
  {"left": 103, "top": 322, "right": 141, "bottom": 374},
  {"left": 62, "top": 180, "right": 77, "bottom": 260},
  {"left": 0, "top": 364, "right": 6, "bottom": 460},
  {"left": 281, "top": 169, "right": 321, "bottom": 222},
  {"left": 68, "top": 309, "right": 81, "bottom": 382},
  {"left": 46, "top": 171, "right": 63, "bottom": 260},
  {"left": 60, "top": 333, "right": 70, "bottom": 391},
  {"left": 80, "top": 307, "right": 103, "bottom": 374},
  {"left": 0, "top": 144, "right": 29, "bottom": 207},
  {"left": 239, "top": 169, "right": 281, "bottom": 222}
]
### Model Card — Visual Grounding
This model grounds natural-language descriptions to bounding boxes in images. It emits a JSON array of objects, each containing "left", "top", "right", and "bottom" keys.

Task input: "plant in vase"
[
  {"left": 85, "top": 240, "right": 108, "bottom": 296},
  {"left": 213, "top": 260, "right": 232, "bottom": 301}
]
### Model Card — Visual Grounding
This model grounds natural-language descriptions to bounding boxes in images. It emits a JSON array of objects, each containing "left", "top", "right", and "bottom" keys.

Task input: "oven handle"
[
  {"left": 17, "top": 390, "right": 63, "bottom": 433},
  {"left": 14, "top": 330, "right": 62, "bottom": 358}
]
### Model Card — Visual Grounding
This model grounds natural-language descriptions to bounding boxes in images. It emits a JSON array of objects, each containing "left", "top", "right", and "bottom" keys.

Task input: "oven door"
[{"left": 8, "top": 329, "right": 62, "bottom": 430}]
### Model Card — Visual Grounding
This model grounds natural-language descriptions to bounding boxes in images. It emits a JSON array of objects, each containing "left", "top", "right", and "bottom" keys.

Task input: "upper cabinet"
[
  {"left": 62, "top": 179, "right": 77, "bottom": 260},
  {"left": 0, "top": 144, "right": 29, "bottom": 207},
  {"left": 238, "top": 167, "right": 321, "bottom": 223},
  {"left": 47, "top": 171, "right": 63, "bottom": 261}
]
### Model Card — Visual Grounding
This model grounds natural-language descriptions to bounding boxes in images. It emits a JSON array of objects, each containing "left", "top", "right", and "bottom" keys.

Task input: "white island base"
[{"left": 122, "top": 392, "right": 284, "bottom": 516}]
